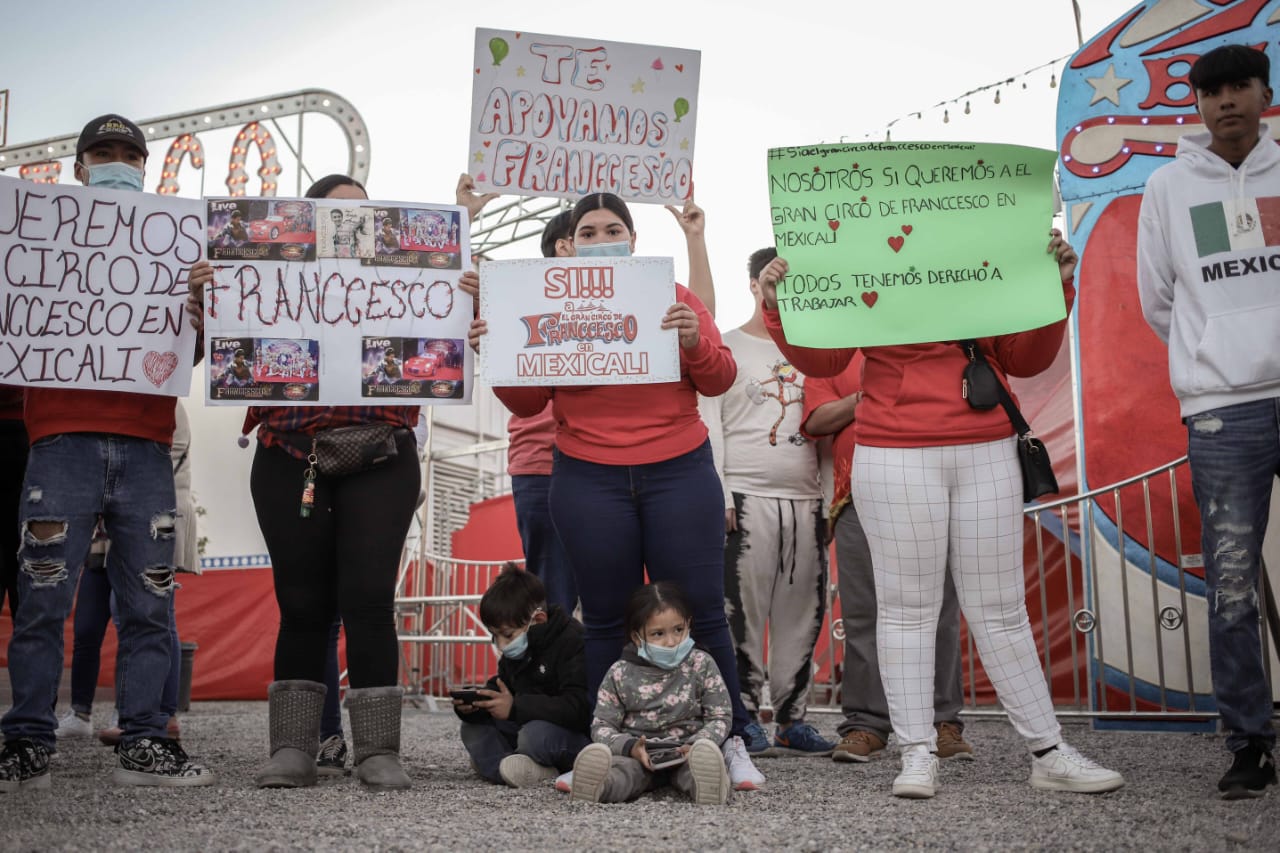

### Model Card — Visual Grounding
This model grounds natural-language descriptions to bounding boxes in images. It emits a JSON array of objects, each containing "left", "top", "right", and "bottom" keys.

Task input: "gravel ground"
[{"left": 3, "top": 699, "right": 1279, "bottom": 852}]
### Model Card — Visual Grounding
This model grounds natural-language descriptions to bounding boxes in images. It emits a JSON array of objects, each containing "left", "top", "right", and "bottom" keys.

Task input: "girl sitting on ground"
[{"left": 570, "top": 582, "right": 731, "bottom": 805}]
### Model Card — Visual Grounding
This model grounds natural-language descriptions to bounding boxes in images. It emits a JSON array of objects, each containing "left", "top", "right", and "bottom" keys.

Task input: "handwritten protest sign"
[
  {"left": 0, "top": 175, "right": 199, "bottom": 395},
  {"left": 479, "top": 256, "right": 678, "bottom": 386},
  {"left": 767, "top": 142, "right": 1064, "bottom": 348},
  {"left": 202, "top": 196, "right": 472, "bottom": 405},
  {"left": 469, "top": 28, "right": 700, "bottom": 205}
]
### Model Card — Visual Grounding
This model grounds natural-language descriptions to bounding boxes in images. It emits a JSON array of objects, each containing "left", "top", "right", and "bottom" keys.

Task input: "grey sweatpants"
[
  {"left": 835, "top": 501, "right": 964, "bottom": 740},
  {"left": 724, "top": 492, "right": 827, "bottom": 725},
  {"left": 596, "top": 755, "right": 699, "bottom": 803}
]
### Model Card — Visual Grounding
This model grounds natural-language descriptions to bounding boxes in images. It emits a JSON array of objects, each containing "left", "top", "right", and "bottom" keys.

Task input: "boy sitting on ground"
[{"left": 454, "top": 564, "right": 590, "bottom": 787}]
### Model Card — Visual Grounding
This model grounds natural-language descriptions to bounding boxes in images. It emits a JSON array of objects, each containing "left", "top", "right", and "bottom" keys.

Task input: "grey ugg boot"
[
  {"left": 345, "top": 686, "right": 411, "bottom": 790},
  {"left": 254, "top": 680, "right": 326, "bottom": 788}
]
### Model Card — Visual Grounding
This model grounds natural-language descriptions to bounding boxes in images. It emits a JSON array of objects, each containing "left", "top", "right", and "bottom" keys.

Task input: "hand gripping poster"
[
  {"left": 468, "top": 28, "right": 701, "bottom": 205},
  {"left": 479, "top": 256, "right": 679, "bottom": 386},
  {"left": 202, "top": 196, "right": 471, "bottom": 405}
]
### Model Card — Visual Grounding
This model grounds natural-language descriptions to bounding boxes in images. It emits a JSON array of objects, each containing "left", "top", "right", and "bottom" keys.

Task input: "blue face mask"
[
  {"left": 638, "top": 635, "right": 695, "bottom": 670},
  {"left": 498, "top": 609, "right": 541, "bottom": 660},
  {"left": 86, "top": 162, "right": 144, "bottom": 192},
  {"left": 575, "top": 239, "right": 632, "bottom": 258}
]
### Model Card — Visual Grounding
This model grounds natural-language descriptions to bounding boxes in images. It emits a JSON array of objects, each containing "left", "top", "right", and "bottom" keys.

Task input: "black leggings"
[
  {"left": 0, "top": 419, "right": 28, "bottom": 619},
  {"left": 250, "top": 431, "right": 420, "bottom": 688}
]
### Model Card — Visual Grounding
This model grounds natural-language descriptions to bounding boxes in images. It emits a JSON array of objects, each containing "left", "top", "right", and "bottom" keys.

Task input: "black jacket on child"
[{"left": 454, "top": 604, "right": 590, "bottom": 733}]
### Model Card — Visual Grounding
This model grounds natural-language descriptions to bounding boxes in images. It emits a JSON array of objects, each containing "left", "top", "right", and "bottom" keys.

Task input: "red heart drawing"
[
  {"left": 977, "top": 159, "right": 984, "bottom": 165},
  {"left": 901, "top": 224, "right": 912, "bottom": 235},
  {"left": 515, "top": 32, "right": 522, "bottom": 38},
  {"left": 675, "top": 64, "right": 684, "bottom": 72},
  {"left": 475, "top": 68, "right": 480, "bottom": 75},
  {"left": 860, "top": 196, "right": 867, "bottom": 202},
  {"left": 606, "top": 64, "right": 611, "bottom": 70},
  {"left": 828, "top": 220, "right": 840, "bottom": 231},
  {"left": 983, "top": 260, "right": 989, "bottom": 267},
  {"left": 813, "top": 166, "right": 821, "bottom": 173},
  {"left": 852, "top": 162, "right": 860, "bottom": 169},
  {"left": 862, "top": 292, "right": 879, "bottom": 308},
  {"left": 659, "top": 151, "right": 665, "bottom": 159},
  {"left": 887, "top": 236, "right": 905, "bottom": 253},
  {"left": 482, "top": 140, "right": 491, "bottom": 148},
  {"left": 143, "top": 351, "right": 179, "bottom": 388}
]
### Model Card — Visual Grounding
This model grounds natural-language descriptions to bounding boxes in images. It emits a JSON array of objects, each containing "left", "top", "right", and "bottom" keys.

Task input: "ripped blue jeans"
[
  {"left": 2, "top": 434, "right": 177, "bottom": 749},
  {"left": 1186, "top": 398, "right": 1280, "bottom": 752}
]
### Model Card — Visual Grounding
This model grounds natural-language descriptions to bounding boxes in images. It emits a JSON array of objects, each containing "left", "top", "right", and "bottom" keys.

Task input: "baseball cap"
[{"left": 76, "top": 114, "right": 149, "bottom": 160}]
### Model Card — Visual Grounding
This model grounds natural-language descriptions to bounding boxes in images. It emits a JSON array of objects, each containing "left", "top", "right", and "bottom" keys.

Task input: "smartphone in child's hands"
[{"left": 450, "top": 685, "right": 487, "bottom": 704}]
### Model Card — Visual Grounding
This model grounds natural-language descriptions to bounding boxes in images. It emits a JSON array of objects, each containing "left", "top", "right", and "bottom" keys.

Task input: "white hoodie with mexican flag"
[{"left": 1138, "top": 126, "right": 1280, "bottom": 417}]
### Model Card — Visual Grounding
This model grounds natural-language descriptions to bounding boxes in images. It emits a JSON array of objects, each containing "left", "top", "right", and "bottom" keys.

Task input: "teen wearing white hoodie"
[{"left": 1137, "top": 43, "right": 1280, "bottom": 801}]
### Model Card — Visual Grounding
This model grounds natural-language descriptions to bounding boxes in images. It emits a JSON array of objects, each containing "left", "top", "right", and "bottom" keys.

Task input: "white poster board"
[
  {"left": 0, "top": 174, "right": 200, "bottom": 396},
  {"left": 201, "top": 196, "right": 473, "bottom": 405},
  {"left": 479, "top": 256, "right": 679, "bottom": 386},
  {"left": 469, "top": 28, "right": 701, "bottom": 205}
]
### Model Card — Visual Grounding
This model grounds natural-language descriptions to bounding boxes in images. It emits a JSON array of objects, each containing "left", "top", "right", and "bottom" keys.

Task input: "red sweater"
[
  {"left": 766, "top": 282, "right": 1075, "bottom": 448},
  {"left": 800, "top": 354, "right": 864, "bottom": 512},
  {"left": 24, "top": 388, "right": 177, "bottom": 445},
  {"left": 494, "top": 284, "right": 736, "bottom": 465}
]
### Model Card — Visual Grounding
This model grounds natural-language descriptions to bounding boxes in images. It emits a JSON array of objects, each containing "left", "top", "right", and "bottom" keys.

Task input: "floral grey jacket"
[{"left": 591, "top": 644, "right": 731, "bottom": 757}]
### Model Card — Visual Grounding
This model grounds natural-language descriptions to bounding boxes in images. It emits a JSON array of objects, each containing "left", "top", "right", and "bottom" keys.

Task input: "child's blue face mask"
[
  {"left": 497, "top": 609, "right": 542, "bottom": 660},
  {"left": 638, "top": 635, "right": 695, "bottom": 670}
]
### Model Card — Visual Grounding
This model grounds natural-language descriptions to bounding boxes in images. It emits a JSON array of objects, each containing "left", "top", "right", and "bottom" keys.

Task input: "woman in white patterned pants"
[{"left": 755, "top": 232, "right": 1125, "bottom": 799}]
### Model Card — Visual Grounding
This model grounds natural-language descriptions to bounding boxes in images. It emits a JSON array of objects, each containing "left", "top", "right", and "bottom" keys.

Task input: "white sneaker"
[
  {"left": 1030, "top": 743, "right": 1124, "bottom": 793},
  {"left": 55, "top": 710, "right": 93, "bottom": 738},
  {"left": 498, "top": 754, "right": 557, "bottom": 789},
  {"left": 722, "top": 735, "right": 766, "bottom": 791},
  {"left": 554, "top": 770, "right": 572, "bottom": 793},
  {"left": 570, "top": 743, "right": 612, "bottom": 803},
  {"left": 688, "top": 739, "right": 730, "bottom": 805},
  {"left": 892, "top": 745, "right": 939, "bottom": 799}
]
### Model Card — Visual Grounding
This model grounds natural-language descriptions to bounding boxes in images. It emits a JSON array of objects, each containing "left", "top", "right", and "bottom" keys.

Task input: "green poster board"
[{"left": 766, "top": 141, "right": 1065, "bottom": 348}]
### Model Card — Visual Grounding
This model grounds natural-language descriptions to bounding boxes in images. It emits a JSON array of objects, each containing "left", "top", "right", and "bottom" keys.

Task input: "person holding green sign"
[{"left": 754, "top": 232, "right": 1124, "bottom": 800}]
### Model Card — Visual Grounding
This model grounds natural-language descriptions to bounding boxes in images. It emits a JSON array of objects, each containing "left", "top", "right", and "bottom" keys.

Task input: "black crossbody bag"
[{"left": 960, "top": 341, "right": 1059, "bottom": 502}]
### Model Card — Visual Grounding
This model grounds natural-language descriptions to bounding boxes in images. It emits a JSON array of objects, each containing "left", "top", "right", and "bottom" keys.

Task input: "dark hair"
[
  {"left": 233, "top": 349, "right": 244, "bottom": 358},
  {"left": 748, "top": 247, "right": 778, "bottom": 281},
  {"left": 479, "top": 562, "right": 546, "bottom": 630},
  {"left": 231, "top": 209, "right": 242, "bottom": 218},
  {"left": 569, "top": 192, "right": 634, "bottom": 237},
  {"left": 624, "top": 581, "right": 693, "bottom": 642},
  {"left": 306, "top": 174, "right": 367, "bottom": 200},
  {"left": 540, "top": 210, "right": 574, "bottom": 258},
  {"left": 1189, "top": 44, "right": 1271, "bottom": 92},
  {"left": 384, "top": 347, "right": 395, "bottom": 356}
]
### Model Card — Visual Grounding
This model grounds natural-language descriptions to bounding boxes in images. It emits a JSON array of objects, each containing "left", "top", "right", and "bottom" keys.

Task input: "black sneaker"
[
  {"left": 0, "top": 739, "right": 52, "bottom": 792},
  {"left": 112, "top": 736, "right": 214, "bottom": 787},
  {"left": 1218, "top": 741, "right": 1277, "bottom": 800},
  {"left": 316, "top": 734, "right": 350, "bottom": 777}
]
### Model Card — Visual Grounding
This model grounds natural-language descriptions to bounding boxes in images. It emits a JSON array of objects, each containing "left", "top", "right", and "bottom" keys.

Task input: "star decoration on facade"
[
  {"left": 631, "top": 78, "right": 646, "bottom": 94},
  {"left": 473, "top": 150, "right": 484, "bottom": 163},
  {"left": 1086, "top": 64, "right": 1132, "bottom": 106}
]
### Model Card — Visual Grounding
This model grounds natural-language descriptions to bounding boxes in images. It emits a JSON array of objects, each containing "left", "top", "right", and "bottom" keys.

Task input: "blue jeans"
[
  {"left": 511, "top": 474, "right": 577, "bottom": 611},
  {"left": 70, "top": 562, "right": 182, "bottom": 719},
  {"left": 1186, "top": 398, "right": 1280, "bottom": 752},
  {"left": 3, "top": 434, "right": 177, "bottom": 749},
  {"left": 459, "top": 717, "right": 588, "bottom": 783},
  {"left": 549, "top": 441, "right": 751, "bottom": 737}
]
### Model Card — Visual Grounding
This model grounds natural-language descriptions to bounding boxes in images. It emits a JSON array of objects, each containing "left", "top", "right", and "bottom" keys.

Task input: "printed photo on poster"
[
  {"left": 209, "top": 336, "right": 320, "bottom": 401},
  {"left": 393, "top": 208, "right": 463, "bottom": 271},
  {"left": 361, "top": 337, "right": 466, "bottom": 399},
  {"left": 317, "top": 205, "right": 375, "bottom": 259},
  {"left": 207, "top": 199, "right": 316, "bottom": 262}
]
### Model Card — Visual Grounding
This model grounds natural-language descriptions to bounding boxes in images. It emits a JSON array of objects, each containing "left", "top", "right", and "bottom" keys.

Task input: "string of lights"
[{"left": 868, "top": 52, "right": 1071, "bottom": 141}]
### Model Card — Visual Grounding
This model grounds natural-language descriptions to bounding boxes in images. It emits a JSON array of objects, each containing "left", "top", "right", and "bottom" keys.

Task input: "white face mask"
[{"left": 574, "top": 240, "right": 632, "bottom": 258}]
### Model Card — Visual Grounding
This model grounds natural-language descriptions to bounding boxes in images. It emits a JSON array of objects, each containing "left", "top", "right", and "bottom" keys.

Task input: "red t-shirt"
[
  {"left": 494, "top": 285, "right": 736, "bottom": 465},
  {"left": 24, "top": 388, "right": 177, "bottom": 445},
  {"left": 765, "top": 282, "right": 1074, "bottom": 449},
  {"left": 800, "top": 353, "right": 864, "bottom": 514},
  {"left": 507, "top": 403, "right": 556, "bottom": 476}
]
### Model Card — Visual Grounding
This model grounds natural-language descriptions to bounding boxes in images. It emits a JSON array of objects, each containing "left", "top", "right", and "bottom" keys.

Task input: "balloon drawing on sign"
[
  {"left": 673, "top": 97, "right": 690, "bottom": 122},
  {"left": 651, "top": 58, "right": 664, "bottom": 70},
  {"left": 489, "top": 37, "right": 509, "bottom": 66}
]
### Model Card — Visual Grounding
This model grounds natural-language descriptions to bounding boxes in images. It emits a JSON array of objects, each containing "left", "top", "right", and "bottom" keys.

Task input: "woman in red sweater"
[
  {"left": 756, "top": 231, "right": 1123, "bottom": 799},
  {"left": 471, "top": 193, "right": 764, "bottom": 787}
]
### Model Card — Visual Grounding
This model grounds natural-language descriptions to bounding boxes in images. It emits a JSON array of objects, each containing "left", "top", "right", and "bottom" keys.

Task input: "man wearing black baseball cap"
[
  {"left": 73, "top": 113, "right": 149, "bottom": 191},
  {"left": 0, "top": 114, "right": 215, "bottom": 792}
]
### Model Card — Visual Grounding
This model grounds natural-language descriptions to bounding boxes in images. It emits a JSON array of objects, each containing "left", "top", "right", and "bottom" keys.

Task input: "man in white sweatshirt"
[{"left": 1138, "top": 43, "right": 1280, "bottom": 801}]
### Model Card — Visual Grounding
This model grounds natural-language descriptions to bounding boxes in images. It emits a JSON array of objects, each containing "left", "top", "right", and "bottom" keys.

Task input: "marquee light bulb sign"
[{"left": 0, "top": 89, "right": 368, "bottom": 199}]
